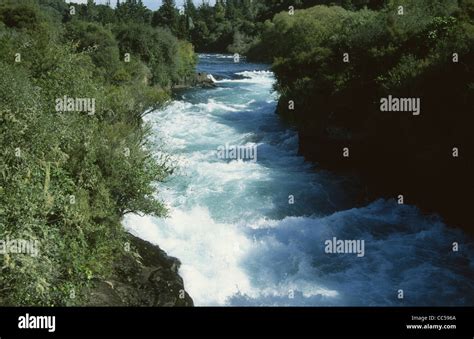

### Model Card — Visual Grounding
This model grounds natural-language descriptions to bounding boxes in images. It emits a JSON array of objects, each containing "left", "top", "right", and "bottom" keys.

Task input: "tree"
[
  {"left": 185, "top": 0, "right": 197, "bottom": 19},
  {"left": 152, "top": 0, "right": 179, "bottom": 35},
  {"left": 225, "top": 0, "right": 237, "bottom": 20},
  {"left": 215, "top": 0, "right": 225, "bottom": 23},
  {"left": 115, "top": 0, "right": 151, "bottom": 23}
]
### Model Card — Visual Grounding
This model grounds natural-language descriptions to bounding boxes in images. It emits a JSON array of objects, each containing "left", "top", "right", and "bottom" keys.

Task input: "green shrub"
[{"left": 0, "top": 0, "right": 189, "bottom": 306}]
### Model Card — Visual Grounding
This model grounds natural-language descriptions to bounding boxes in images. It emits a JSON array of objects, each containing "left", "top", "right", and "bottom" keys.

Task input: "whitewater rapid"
[{"left": 124, "top": 54, "right": 473, "bottom": 306}]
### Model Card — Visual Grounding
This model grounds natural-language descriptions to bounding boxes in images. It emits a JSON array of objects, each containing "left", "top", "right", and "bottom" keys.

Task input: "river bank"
[{"left": 86, "top": 233, "right": 193, "bottom": 307}]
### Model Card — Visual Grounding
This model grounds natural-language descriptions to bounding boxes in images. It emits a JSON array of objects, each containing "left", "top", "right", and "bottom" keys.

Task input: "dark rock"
[
  {"left": 172, "top": 72, "right": 215, "bottom": 90},
  {"left": 86, "top": 233, "right": 193, "bottom": 307},
  {"left": 194, "top": 72, "right": 216, "bottom": 88}
]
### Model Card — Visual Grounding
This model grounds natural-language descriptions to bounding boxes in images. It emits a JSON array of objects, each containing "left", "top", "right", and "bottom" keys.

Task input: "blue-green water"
[{"left": 125, "top": 54, "right": 473, "bottom": 306}]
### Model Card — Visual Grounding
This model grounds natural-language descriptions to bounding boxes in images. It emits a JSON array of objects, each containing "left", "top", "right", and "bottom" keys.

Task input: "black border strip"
[{"left": 0, "top": 307, "right": 472, "bottom": 337}]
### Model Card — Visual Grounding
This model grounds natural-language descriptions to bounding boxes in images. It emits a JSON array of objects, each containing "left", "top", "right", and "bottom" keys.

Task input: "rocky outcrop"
[
  {"left": 86, "top": 233, "right": 193, "bottom": 307},
  {"left": 172, "top": 72, "right": 215, "bottom": 90},
  {"left": 194, "top": 72, "right": 216, "bottom": 88}
]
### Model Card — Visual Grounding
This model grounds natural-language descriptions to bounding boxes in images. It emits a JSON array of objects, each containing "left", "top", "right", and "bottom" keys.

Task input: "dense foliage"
[
  {"left": 156, "top": 0, "right": 394, "bottom": 54},
  {"left": 0, "top": 0, "right": 195, "bottom": 305},
  {"left": 250, "top": 0, "right": 473, "bottom": 229}
]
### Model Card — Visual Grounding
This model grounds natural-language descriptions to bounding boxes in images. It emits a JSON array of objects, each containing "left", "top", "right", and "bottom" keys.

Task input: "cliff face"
[
  {"left": 278, "top": 98, "right": 472, "bottom": 235},
  {"left": 86, "top": 233, "right": 193, "bottom": 307}
]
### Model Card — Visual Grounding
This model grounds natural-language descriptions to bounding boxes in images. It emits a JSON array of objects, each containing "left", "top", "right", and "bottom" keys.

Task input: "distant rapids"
[{"left": 125, "top": 54, "right": 474, "bottom": 306}]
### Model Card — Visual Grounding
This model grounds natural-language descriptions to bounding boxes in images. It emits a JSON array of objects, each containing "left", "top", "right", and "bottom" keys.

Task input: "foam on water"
[{"left": 124, "top": 55, "right": 474, "bottom": 306}]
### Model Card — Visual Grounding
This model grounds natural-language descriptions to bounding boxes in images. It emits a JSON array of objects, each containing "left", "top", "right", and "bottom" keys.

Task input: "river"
[{"left": 124, "top": 54, "right": 473, "bottom": 306}]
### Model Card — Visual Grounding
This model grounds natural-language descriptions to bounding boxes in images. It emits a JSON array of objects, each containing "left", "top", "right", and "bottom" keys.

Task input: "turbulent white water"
[{"left": 124, "top": 54, "right": 474, "bottom": 306}]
